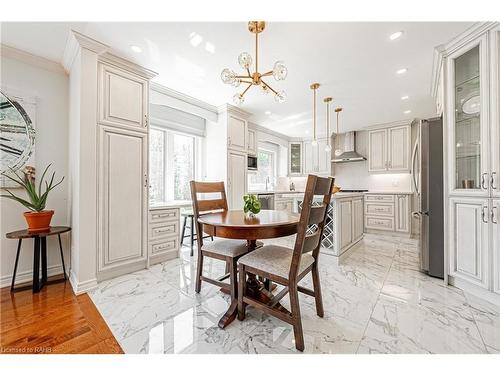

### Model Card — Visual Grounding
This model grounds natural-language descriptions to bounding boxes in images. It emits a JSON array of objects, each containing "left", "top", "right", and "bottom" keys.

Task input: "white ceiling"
[{"left": 1, "top": 22, "right": 472, "bottom": 136}]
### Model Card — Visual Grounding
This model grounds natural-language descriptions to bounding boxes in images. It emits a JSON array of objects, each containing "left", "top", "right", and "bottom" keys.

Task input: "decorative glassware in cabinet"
[{"left": 454, "top": 45, "right": 481, "bottom": 190}]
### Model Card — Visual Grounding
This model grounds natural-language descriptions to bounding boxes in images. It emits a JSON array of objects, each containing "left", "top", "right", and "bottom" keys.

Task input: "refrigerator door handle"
[{"left": 411, "top": 139, "right": 419, "bottom": 194}]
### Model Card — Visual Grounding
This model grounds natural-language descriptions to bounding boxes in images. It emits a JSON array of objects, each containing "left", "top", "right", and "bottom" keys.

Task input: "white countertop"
[
  {"left": 247, "top": 190, "right": 305, "bottom": 195},
  {"left": 364, "top": 191, "right": 414, "bottom": 195},
  {"left": 150, "top": 200, "right": 192, "bottom": 210}
]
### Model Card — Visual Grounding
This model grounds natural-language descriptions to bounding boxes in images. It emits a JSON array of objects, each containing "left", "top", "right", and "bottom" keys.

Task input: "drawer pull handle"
[{"left": 155, "top": 227, "right": 173, "bottom": 233}]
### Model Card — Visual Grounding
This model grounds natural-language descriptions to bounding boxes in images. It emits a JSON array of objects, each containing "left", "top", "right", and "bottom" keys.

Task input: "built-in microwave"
[{"left": 247, "top": 155, "right": 258, "bottom": 170}]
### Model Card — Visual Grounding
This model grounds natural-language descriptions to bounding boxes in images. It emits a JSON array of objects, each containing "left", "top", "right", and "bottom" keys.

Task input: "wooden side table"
[{"left": 6, "top": 226, "right": 71, "bottom": 293}]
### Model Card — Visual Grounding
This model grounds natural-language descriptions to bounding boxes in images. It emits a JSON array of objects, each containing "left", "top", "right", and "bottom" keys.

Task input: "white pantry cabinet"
[
  {"left": 227, "top": 115, "right": 248, "bottom": 152},
  {"left": 98, "top": 63, "right": 149, "bottom": 132},
  {"left": 438, "top": 23, "right": 500, "bottom": 302},
  {"left": 368, "top": 125, "right": 410, "bottom": 173},
  {"left": 227, "top": 150, "right": 247, "bottom": 209},
  {"left": 98, "top": 126, "right": 148, "bottom": 275}
]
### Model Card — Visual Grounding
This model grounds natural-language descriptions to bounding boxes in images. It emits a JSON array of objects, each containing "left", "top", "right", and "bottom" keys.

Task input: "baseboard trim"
[
  {"left": 69, "top": 271, "right": 98, "bottom": 295},
  {"left": 449, "top": 276, "right": 500, "bottom": 307},
  {"left": 0, "top": 264, "right": 65, "bottom": 289}
]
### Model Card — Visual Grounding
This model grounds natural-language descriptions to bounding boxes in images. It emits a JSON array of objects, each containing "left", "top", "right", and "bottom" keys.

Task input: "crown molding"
[
  {"left": 363, "top": 118, "right": 413, "bottom": 131},
  {"left": 99, "top": 52, "right": 157, "bottom": 80},
  {"left": 217, "top": 103, "right": 252, "bottom": 119},
  {"left": 150, "top": 82, "right": 217, "bottom": 114},
  {"left": 62, "top": 30, "right": 109, "bottom": 72},
  {"left": 248, "top": 121, "right": 292, "bottom": 142},
  {"left": 0, "top": 44, "right": 66, "bottom": 76},
  {"left": 430, "top": 22, "right": 499, "bottom": 97}
]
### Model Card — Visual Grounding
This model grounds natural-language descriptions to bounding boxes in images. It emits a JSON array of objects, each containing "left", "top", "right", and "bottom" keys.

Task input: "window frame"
[{"left": 149, "top": 125, "right": 200, "bottom": 203}]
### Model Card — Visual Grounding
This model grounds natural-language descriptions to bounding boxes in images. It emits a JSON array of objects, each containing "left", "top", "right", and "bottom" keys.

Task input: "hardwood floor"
[{"left": 0, "top": 277, "right": 123, "bottom": 354}]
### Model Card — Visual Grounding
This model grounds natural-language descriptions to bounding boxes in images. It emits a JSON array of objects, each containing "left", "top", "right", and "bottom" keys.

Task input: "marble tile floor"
[{"left": 89, "top": 234, "right": 500, "bottom": 354}]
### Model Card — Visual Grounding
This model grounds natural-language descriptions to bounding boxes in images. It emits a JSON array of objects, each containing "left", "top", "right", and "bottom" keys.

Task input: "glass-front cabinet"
[
  {"left": 289, "top": 142, "right": 303, "bottom": 175},
  {"left": 448, "top": 35, "right": 489, "bottom": 195}
]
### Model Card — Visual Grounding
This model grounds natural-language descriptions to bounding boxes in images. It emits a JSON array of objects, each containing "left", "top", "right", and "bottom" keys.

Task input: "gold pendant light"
[
  {"left": 221, "top": 21, "right": 288, "bottom": 105},
  {"left": 323, "top": 97, "right": 333, "bottom": 152},
  {"left": 310, "top": 83, "right": 320, "bottom": 146},
  {"left": 334, "top": 107, "right": 343, "bottom": 157}
]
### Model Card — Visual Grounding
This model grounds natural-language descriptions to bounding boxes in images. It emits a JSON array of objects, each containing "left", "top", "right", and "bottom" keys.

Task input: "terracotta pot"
[{"left": 24, "top": 210, "right": 54, "bottom": 232}]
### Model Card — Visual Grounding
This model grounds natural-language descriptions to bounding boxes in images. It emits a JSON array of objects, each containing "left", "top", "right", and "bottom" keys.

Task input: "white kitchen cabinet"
[
  {"left": 148, "top": 207, "right": 180, "bottom": 265},
  {"left": 302, "top": 139, "right": 330, "bottom": 175},
  {"left": 247, "top": 128, "right": 257, "bottom": 155},
  {"left": 289, "top": 142, "right": 303, "bottom": 175},
  {"left": 364, "top": 193, "right": 411, "bottom": 235},
  {"left": 98, "top": 126, "right": 148, "bottom": 276},
  {"left": 368, "top": 125, "right": 410, "bottom": 173},
  {"left": 227, "top": 115, "right": 247, "bottom": 152},
  {"left": 352, "top": 197, "right": 364, "bottom": 242},
  {"left": 227, "top": 150, "right": 247, "bottom": 209},
  {"left": 275, "top": 197, "right": 293, "bottom": 213},
  {"left": 388, "top": 126, "right": 410, "bottom": 171},
  {"left": 449, "top": 197, "right": 489, "bottom": 289},
  {"left": 492, "top": 200, "right": 500, "bottom": 294},
  {"left": 368, "top": 129, "right": 387, "bottom": 172},
  {"left": 395, "top": 194, "right": 410, "bottom": 232},
  {"left": 303, "top": 141, "right": 314, "bottom": 174},
  {"left": 98, "top": 63, "right": 149, "bottom": 132}
]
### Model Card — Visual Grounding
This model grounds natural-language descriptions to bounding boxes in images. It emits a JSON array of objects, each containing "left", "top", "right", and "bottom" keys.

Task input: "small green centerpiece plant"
[{"left": 243, "top": 194, "right": 261, "bottom": 218}]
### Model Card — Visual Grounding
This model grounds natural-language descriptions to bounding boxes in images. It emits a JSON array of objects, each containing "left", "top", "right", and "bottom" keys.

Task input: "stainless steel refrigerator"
[{"left": 411, "top": 117, "right": 444, "bottom": 279}]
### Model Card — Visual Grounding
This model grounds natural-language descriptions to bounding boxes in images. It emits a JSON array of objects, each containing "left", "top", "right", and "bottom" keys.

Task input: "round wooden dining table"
[{"left": 198, "top": 209, "right": 300, "bottom": 328}]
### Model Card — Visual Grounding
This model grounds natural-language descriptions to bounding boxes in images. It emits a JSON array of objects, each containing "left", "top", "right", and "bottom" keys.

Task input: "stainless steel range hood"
[{"left": 331, "top": 131, "right": 367, "bottom": 163}]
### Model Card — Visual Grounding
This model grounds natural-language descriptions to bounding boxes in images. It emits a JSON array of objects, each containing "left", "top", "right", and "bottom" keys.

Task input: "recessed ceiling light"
[
  {"left": 205, "top": 42, "right": 215, "bottom": 54},
  {"left": 404, "top": 110, "right": 412, "bottom": 114},
  {"left": 189, "top": 32, "right": 203, "bottom": 47},
  {"left": 389, "top": 31, "right": 404, "bottom": 41},
  {"left": 401, "top": 95, "right": 409, "bottom": 100},
  {"left": 130, "top": 45, "right": 142, "bottom": 53},
  {"left": 265, "top": 111, "right": 271, "bottom": 115},
  {"left": 396, "top": 68, "right": 408, "bottom": 75}
]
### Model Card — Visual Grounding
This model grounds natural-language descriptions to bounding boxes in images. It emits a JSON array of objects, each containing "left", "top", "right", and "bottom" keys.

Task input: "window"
[
  {"left": 149, "top": 127, "right": 199, "bottom": 203},
  {"left": 248, "top": 147, "right": 277, "bottom": 191}
]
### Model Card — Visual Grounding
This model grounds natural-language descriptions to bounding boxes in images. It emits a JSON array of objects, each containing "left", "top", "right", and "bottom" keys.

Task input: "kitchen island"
[{"left": 298, "top": 192, "right": 364, "bottom": 262}]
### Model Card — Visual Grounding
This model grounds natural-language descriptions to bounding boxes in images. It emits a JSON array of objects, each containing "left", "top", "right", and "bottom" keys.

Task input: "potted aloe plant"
[
  {"left": 1, "top": 164, "right": 64, "bottom": 232},
  {"left": 243, "top": 194, "right": 261, "bottom": 218}
]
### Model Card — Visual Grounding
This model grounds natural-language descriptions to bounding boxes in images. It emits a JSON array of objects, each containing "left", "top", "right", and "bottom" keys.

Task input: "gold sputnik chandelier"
[{"left": 221, "top": 21, "right": 288, "bottom": 105}]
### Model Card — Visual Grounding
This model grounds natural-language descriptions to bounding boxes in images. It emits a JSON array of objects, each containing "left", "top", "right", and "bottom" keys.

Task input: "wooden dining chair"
[
  {"left": 190, "top": 181, "right": 250, "bottom": 306},
  {"left": 237, "top": 174, "right": 334, "bottom": 351}
]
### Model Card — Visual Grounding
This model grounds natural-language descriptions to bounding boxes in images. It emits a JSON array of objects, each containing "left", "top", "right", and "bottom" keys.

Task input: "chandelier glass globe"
[
  {"left": 231, "top": 79, "right": 241, "bottom": 88},
  {"left": 273, "top": 61, "right": 288, "bottom": 81},
  {"left": 221, "top": 68, "right": 236, "bottom": 84},
  {"left": 233, "top": 93, "right": 245, "bottom": 105},
  {"left": 274, "top": 90, "right": 287, "bottom": 103},
  {"left": 238, "top": 52, "right": 253, "bottom": 69},
  {"left": 261, "top": 84, "right": 270, "bottom": 94}
]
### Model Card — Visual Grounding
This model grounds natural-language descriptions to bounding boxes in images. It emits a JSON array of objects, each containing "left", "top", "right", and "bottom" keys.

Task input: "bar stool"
[{"left": 180, "top": 208, "right": 213, "bottom": 256}]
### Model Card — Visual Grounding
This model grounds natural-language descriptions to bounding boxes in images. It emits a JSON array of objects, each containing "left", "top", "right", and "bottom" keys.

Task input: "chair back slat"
[
  {"left": 190, "top": 181, "right": 229, "bottom": 250},
  {"left": 314, "top": 177, "right": 333, "bottom": 195},
  {"left": 308, "top": 205, "right": 327, "bottom": 225},
  {"left": 289, "top": 175, "right": 334, "bottom": 280},
  {"left": 302, "top": 230, "right": 321, "bottom": 254},
  {"left": 197, "top": 198, "right": 227, "bottom": 213}
]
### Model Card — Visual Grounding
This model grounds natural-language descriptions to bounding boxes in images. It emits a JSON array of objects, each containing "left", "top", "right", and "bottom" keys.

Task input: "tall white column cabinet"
[
  {"left": 96, "top": 56, "right": 157, "bottom": 280},
  {"left": 435, "top": 22, "right": 500, "bottom": 304}
]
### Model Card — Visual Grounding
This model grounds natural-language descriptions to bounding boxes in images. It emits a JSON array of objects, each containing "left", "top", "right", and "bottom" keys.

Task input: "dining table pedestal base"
[{"left": 217, "top": 239, "right": 289, "bottom": 328}]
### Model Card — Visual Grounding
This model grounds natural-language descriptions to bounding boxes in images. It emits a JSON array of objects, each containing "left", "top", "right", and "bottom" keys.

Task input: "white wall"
[{"left": 0, "top": 54, "right": 69, "bottom": 287}]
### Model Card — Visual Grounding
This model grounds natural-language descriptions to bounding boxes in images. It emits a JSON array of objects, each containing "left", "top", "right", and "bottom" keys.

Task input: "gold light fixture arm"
[
  {"left": 261, "top": 70, "right": 274, "bottom": 77},
  {"left": 261, "top": 80, "right": 278, "bottom": 95},
  {"left": 240, "top": 83, "right": 253, "bottom": 97}
]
